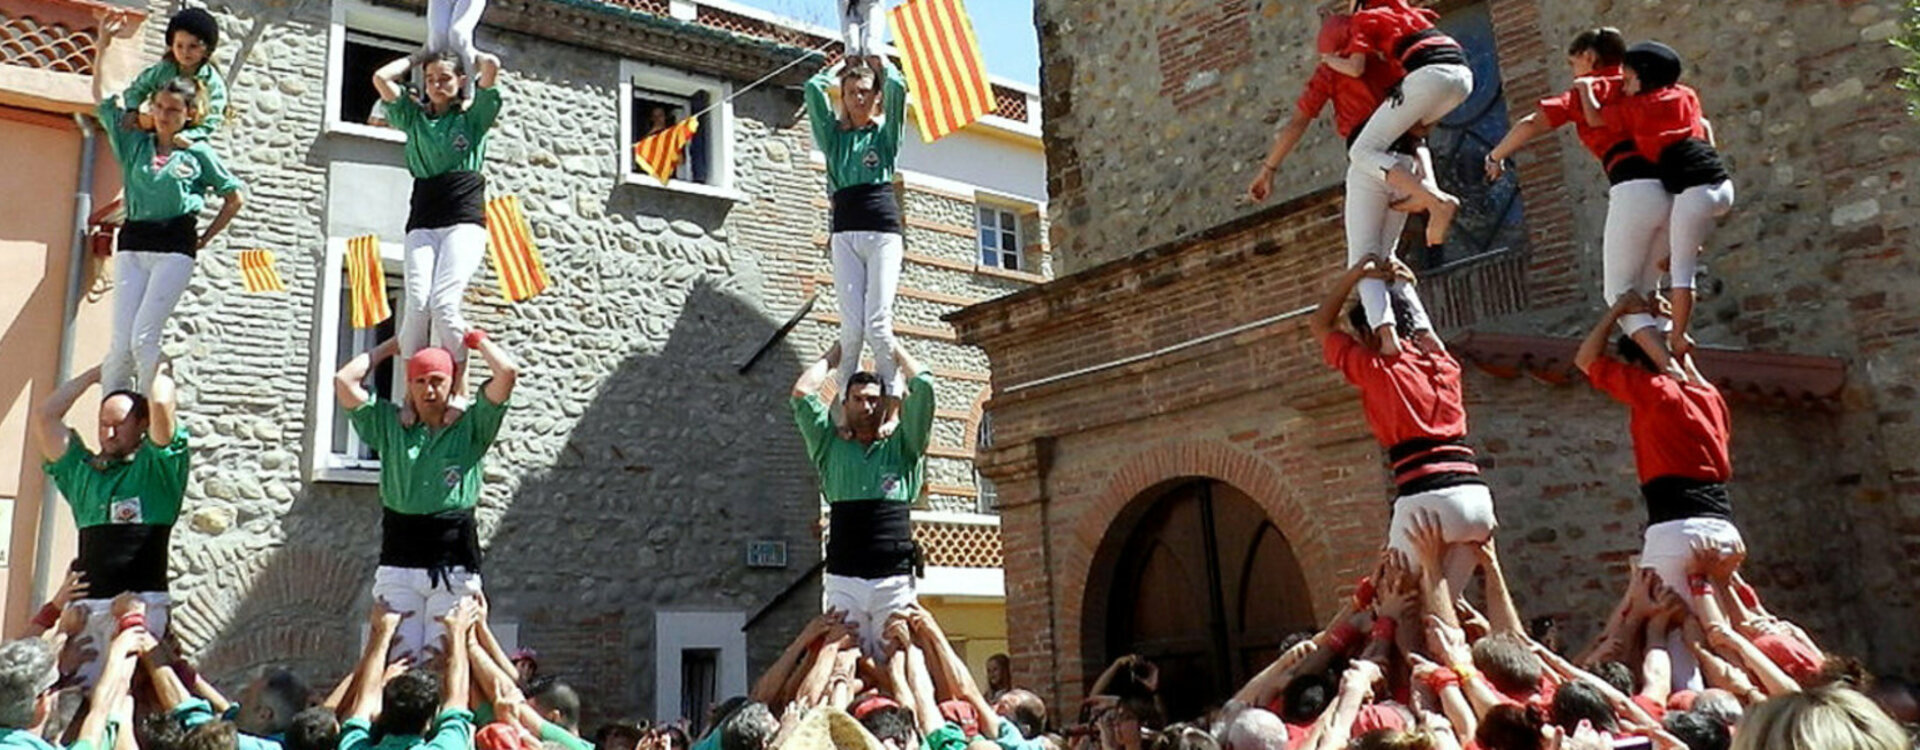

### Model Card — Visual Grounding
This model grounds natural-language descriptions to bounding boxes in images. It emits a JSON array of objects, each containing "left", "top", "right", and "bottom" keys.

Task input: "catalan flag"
[
  {"left": 632, "top": 117, "right": 701, "bottom": 185},
  {"left": 484, "top": 195, "right": 551, "bottom": 302},
  {"left": 889, "top": 0, "right": 993, "bottom": 143},
  {"left": 345, "top": 235, "right": 391, "bottom": 328},
  {"left": 238, "top": 249, "right": 286, "bottom": 293}
]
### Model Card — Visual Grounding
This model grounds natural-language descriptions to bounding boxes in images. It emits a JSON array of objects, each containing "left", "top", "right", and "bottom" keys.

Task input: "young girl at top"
[
  {"left": 373, "top": 49, "right": 504, "bottom": 424},
  {"left": 805, "top": 60, "right": 909, "bottom": 436},
  {"left": 1320, "top": 0, "right": 1473, "bottom": 355},
  {"left": 91, "top": 14, "right": 246, "bottom": 398},
  {"left": 1578, "top": 41, "right": 1734, "bottom": 357},
  {"left": 121, "top": 8, "right": 228, "bottom": 147}
]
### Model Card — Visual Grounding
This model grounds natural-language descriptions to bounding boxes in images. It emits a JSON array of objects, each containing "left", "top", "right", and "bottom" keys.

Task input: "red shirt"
[
  {"left": 1630, "top": 694, "right": 1668, "bottom": 722},
  {"left": 1296, "top": 64, "right": 1400, "bottom": 139},
  {"left": 1323, "top": 332, "right": 1470, "bottom": 449},
  {"left": 1585, "top": 358, "right": 1733, "bottom": 484},
  {"left": 1601, "top": 84, "right": 1709, "bottom": 164},
  {"left": 1538, "top": 66, "right": 1639, "bottom": 170},
  {"left": 1342, "top": 4, "right": 1436, "bottom": 59}
]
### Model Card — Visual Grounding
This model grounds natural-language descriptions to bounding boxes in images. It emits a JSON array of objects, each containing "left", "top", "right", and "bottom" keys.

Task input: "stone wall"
[{"left": 94, "top": 0, "right": 1041, "bottom": 723}]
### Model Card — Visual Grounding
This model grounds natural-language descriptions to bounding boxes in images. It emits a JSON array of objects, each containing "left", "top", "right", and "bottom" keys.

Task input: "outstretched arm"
[
  {"left": 1472, "top": 539, "right": 1525, "bottom": 636},
  {"left": 335, "top": 339, "right": 399, "bottom": 412},
  {"left": 910, "top": 608, "right": 1002, "bottom": 738},
  {"left": 148, "top": 371, "right": 179, "bottom": 447},
  {"left": 35, "top": 366, "right": 101, "bottom": 462},
  {"left": 1308, "top": 262, "right": 1375, "bottom": 343},
  {"left": 77, "top": 625, "right": 154, "bottom": 750},
  {"left": 1574, "top": 295, "right": 1640, "bottom": 374},
  {"left": 441, "top": 599, "right": 479, "bottom": 714},
  {"left": 1484, "top": 112, "right": 1550, "bottom": 181},
  {"left": 1319, "top": 53, "right": 1366, "bottom": 78},
  {"left": 791, "top": 343, "right": 841, "bottom": 399},
  {"left": 1247, "top": 109, "right": 1315, "bottom": 203},
  {"left": 346, "top": 603, "right": 404, "bottom": 722}
]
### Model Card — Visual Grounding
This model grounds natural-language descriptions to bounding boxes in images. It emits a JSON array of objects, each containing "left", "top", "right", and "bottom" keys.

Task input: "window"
[
  {"left": 974, "top": 412, "right": 997, "bottom": 513},
  {"left": 326, "top": 0, "right": 425, "bottom": 141},
  {"left": 1420, "top": 1, "right": 1527, "bottom": 269},
  {"left": 978, "top": 206, "right": 1021, "bottom": 271},
  {"left": 307, "top": 237, "right": 407, "bottom": 483},
  {"left": 619, "top": 61, "right": 737, "bottom": 199}
]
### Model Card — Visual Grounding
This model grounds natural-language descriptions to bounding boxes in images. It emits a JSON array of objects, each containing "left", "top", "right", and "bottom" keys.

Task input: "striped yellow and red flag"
[
  {"left": 345, "top": 235, "right": 391, "bottom": 328},
  {"left": 238, "top": 249, "right": 286, "bottom": 293},
  {"left": 889, "top": 0, "right": 993, "bottom": 143},
  {"left": 632, "top": 117, "right": 701, "bottom": 185},
  {"left": 484, "top": 194, "right": 550, "bottom": 302}
]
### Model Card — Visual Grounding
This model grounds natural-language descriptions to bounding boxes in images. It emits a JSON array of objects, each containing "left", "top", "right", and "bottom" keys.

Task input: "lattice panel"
[
  {"left": 1, "top": 10, "right": 97, "bottom": 74},
  {"left": 991, "top": 85, "right": 1026, "bottom": 122},
  {"left": 913, "top": 520, "right": 1003, "bottom": 568},
  {"left": 694, "top": 5, "right": 820, "bottom": 48},
  {"left": 601, "top": 0, "right": 668, "bottom": 14}
]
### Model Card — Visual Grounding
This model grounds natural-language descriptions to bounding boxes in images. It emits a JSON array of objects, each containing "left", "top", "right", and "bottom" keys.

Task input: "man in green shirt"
[
  {"left": 32, "top": 365, "right": 185, "bottom": 686},
  {"left": 335, "top": 333, "right": 518, "bottom": 663},
  {"left": 791, "top": 342, "right": 934, "bottom": 657}
]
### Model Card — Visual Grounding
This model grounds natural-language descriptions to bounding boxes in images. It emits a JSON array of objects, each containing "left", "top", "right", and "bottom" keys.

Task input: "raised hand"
[
  {"left": 1407, "top": 509, "right": 1449, "bottom": 570},
  {"left": 1425, "top": 615, "right": 1472, "bottom": 666},
  {"left": 55, "top": 570, "right": 90, "bottom": 607}
]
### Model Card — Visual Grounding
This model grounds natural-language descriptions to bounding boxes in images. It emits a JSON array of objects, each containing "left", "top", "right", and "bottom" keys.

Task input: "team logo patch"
[
  {"left": 453, "top": 133, "right": 471, "bottom": 152},
  {"left": 443, "top": 466, "right": 464, "bottom": 488},
  {"left": 880, "top": 474, "right": 901, "bottom": 497},
  {"left": 862, "top": 149, "right": 880, "bottom": 169},
  {"left": 110, "top": 497, "right": 143, "bottom": 524}
]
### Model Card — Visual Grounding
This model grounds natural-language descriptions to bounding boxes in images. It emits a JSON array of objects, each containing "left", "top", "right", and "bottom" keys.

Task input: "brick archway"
[{"left": 1053, "top": 439, "right": 1350, "bottom": 699}]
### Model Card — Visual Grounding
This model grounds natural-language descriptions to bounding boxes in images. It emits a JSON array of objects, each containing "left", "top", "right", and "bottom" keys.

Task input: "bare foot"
[{"left": 1425, "top": 193, "right": 1460, "bottom": 247}]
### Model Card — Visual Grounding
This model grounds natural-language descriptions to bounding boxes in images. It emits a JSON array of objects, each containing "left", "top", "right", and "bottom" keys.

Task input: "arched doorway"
[{"left": 1098, "top": 479, "right": 1317, "bottom": 721}]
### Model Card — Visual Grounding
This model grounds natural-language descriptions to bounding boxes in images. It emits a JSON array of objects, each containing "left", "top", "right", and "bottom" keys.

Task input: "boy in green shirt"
[
  {"left": 339, "top": 601, "right": 480, "bottom": 750},
  {"left": 335, "top": 334, "right": 518, "bottom": 663},
  {"left": 791, "top": 342, "right": 934, "bottom": 657},
  {"left": 32, "top": 366, "right": 185, "bottom": 686}
]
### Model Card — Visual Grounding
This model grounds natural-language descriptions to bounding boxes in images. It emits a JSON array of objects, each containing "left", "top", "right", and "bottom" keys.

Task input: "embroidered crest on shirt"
[
  {"left": 880, "top": 474, "right": 901, "bottom": 497},
  {"left": 453, "top": 133, "right": 471, "bottom": 153},
  {"left": 169, "top": 157, "right": 200, "bottom": 181},
  {"left": 110, "top": 497, "right": 143, "bottom": 524},
  {"left": 862, "top": 149, "right": 880, "bottom": 168},
  {"left": 443, "top": 466, "right": 463, "bottom": 488}
]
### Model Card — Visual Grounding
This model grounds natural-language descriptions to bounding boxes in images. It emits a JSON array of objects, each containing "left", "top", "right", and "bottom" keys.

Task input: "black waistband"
[
  {"left": 380, "top": 508, "right": 482, "bottom": 586},
  {"left": 830, "top": 183, "right": 904, "bottom": 234},
  {"left": 408, "top": 171, "right": 488, "bottom": 231},
  {"left": 1656, "top": 139, "right": 1729, "bottom": 193},
  {"left": 1641, "top": 476, "right": 1733, "bottom": 525},
  {"left": 1600, "top": 141, "right": 1660, "bottom": 184},
  {"left": 119, "top": 214, "right": 199, "bottom": 257},
  {"left": 77, "top": 524, "right": 173, "bottom": 598},
  {"left": 1387, "top": 436, "right": 1472, "bottom": 464},
  {"left": 826, "top": 500, "right": 919, "bottom": 579},
  {"left": 1396, "top": 29, "right": 1466, "bottom": 72},
  {"left": 1386, "top": 437, "right": 1481, "bottom": 493}
]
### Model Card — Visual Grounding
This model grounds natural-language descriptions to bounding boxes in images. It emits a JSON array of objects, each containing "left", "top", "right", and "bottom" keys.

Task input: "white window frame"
[
  {"left": 306, "top": 237, "right": 407, "bottom": 485},
  {"left": 325, "top": 0, "right": 423, "bottom": 144},
  {"left": 617, "top": 60, "right": 743, "bottom": 202},
  {"left": 977, "top": 204, "right": 1022, "bottom": 271},
  {"left": 654, "top": 611, "right": 749, "bottom": 724}
]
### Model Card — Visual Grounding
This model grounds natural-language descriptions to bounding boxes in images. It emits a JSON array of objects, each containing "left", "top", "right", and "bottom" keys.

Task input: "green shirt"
[
  {"left": 122, "top": 58, "right": 230, "bottom": 142},
  {"left": 386, "top": 86, "right": 503, "bottom": 179},
  {"left": 95, "top": 96, "right": 243, "bottom": 223},
  {"left": 339, "top": 710, "right": 473, "bottom": 750},
  {"left": 537, "top": 721, "right": 593, "bottom": 750},
  {"left": 791, "top": 372, "right": 934, "bottom": 503},
  {"left": 923, "top": 723, "right": 967, "bottom": 750},
  {"left": 172, "top": 699, "right": 283, "bottom": 750},
  {"left": 805, "top": 66, "right": 908, "bottom": 193},
  {"left": 0, "top": 726, "right": 106, "bottom": 750},
  {"left": 347, "top": 389, "right": 510, "bottom": 515},
  {"left": 43, "top": 427, "right": 189, "bottom": 528}
]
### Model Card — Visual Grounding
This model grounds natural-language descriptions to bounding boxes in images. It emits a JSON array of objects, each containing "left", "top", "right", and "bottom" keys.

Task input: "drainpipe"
[{"left": 34, "top": 113, "right": 98, "bottom": 604}]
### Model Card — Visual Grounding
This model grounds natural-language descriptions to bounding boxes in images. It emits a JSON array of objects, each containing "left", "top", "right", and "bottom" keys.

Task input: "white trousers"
[
  {"left": 1348, "top": 64, "right": 1472, "bottom": 178},
  {"left": 68, "top": 593, "right": 171, "bottom": 687},
  {"left": 1641, "top": 516, "right": 1741, "bottom": 692},
  {"left": 1387, "top": 483, "right": 1498, "bottom": 594},
  {"left": 823, "top": 573, "right": 917, "bottom": 657},
  {"left": 1602, "top": 179, "right": 1672, "bottom": 336},
  {"left": 1667, "top": 180, "right": 1735, "bottom": 290},
  {"left": 1343, "top": 150, "right": 1438, "bottom": 332},
  {"left": 401, "top": 224, "right": 489, "bottom": 365},
  {"left": 371, "top": 565, "right": 484, "bottom": 663},
  {"left": 427, "top": 0, "right": 485, "bottom": 79},
  {"left": 831, "top": 231, "right": 905, "bottom": 396},
  {"left": 840, "top": 0, "right": 886, "bottom": 59},
  {"left": 103, "top": 251, "right": 197, "bottom": 393}
]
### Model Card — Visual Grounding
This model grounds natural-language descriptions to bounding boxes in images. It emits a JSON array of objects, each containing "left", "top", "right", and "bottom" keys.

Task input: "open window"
[{"left": 618, "top": 60, "right": 738, "bottom": 199}]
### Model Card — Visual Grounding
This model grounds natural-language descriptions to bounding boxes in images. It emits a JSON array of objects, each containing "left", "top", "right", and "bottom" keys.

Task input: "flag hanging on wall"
[
  {"left": 889, "top": 0, "right": 994, "bottom": 143},
  {"left": 238, "top": 249, "right": 286, "bottom": 293},
  {"left": 484, "top": 195, "right": 551, "bottom": 302},
  {"left": 632, "top": 117, "right": 701, "bottom": 185},
  {"left": 345, "top": 235, "right": 391, "bottom": 328}
]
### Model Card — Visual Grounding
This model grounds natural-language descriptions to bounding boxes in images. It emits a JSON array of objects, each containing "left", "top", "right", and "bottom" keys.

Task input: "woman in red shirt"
[{"left": 1578, "top": 42, "right": 1735, "bottom": 358}]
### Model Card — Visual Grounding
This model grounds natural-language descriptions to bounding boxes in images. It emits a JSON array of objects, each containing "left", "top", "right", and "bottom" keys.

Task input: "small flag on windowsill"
[
  {"left": 632, "top": 116, "right": 701, "bottom": 185},
  {"left": 890, "top": 0, "right": 993, "bottom": 143},
  {"left": 484, "top": 195, "right": 550, "bottom": 302},
  {"left": 238, "top": 249, "right": 286, "bottom": 293},
  {"left": 345, "top": 234, "right": 391, "bottom": 328}
]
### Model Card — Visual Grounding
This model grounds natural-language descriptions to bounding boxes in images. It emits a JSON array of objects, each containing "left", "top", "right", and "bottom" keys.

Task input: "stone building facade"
[
  {"left": 0, "top": 0, "right": 1044, "bottom": 725},
  {"left": 954, "top": 0, "right": 1920, "bottom": 719}
]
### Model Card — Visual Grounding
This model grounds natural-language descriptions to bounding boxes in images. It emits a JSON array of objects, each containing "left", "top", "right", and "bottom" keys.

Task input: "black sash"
[
  {"left": 1641, "top": 476, "right": 1734, "bottom": 526},
  {"left": 826, "top": 500, "right": 919, "bottom": 579},
  {"left": 1602, "top": 142, "right": 1661, "bottom": 185},
  {"left": 1656, "top": 139, "right": 1730, "bottom": 194},
  {"left": 829, "top": 183, "right": 904, "bottom": 234},
  {"left": 1386, "top": 437, "right": 1485, "bottom": 497},
  {"left": 380, "top": 508, "right": 483, "bottom": 587},
  {"left": 119, "top": 214, "right": 199, "bottom": 257},
  {"left": 407, "top": 171, "right": 488, "bottom": 231},
  {"left": 77, "top": 524, "right": 172, "bottom": 598},
  {"left": 1394, "top": 29, "right": 1467, "bottom": 74}
]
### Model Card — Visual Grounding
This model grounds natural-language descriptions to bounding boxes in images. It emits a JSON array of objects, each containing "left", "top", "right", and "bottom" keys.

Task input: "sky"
[{"left": 726, "top": 0, "right": 1040, "bottom": 86}]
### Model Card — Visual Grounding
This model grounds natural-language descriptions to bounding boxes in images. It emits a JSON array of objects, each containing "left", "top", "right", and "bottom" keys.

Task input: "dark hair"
[
  {"left": 256, "top": 668, "right": 312, "bottom": 734},
  {"left": 1472, "top": 633, "right": 1545, "bottom": 697},
  {"left": 1662, "top": 711, "right": 1732, "bottom": 750},
  {"left": 846, "top": 371, "right": 889, "bottom": 400},
  {"left": 1567, "top": 27, "right": 1626, "bottom": 66},
  {"left": 103, "top": 389, "right": 152, "bottom": 422},
  {"left": 164, "top": 7, "right": 220, "bottom": 53},
  {"left": 855, "top": 704, "right": 919, "bottom": 749},
  {"left": 373, "top": 669, "right": 441, "bottom": 738},
  {"left": 1550, "top": 680, "right": 1619, "bottom": 733},
  {"left": 595, "top": 721, "right": 648, "bottom": 749},
  {"left": 1812, "top": 653, "right": 1874, "bottom": 690},
  {"left": 1622, "top": 41, "right": 1683, "bottom": 92},
  {"left": 138, "top": 710, "right": 190, "bottom": 750},
  {"left": 704, "top": 696, "right": 751, "bottom": 740},
  {"left": 1345, "top": 298, "right": 1418, "bottom": 343},
  {"left": 1147, "top": 723, "right": 1218, "bottom": 750},
  {"left": 657, "top": 726, "right": 690, "bottom": 750},
  {"left": 1592, "top": 661, "right": 1635, "bottom": 696},
  {"left": 1004, "top": 689, "right": 1048, "bottom": 739},
  {"left": 180, "top": 720, "right": 239, "bottom": 750},
  {"left": 1615, "top": 334, "right": 1660, "bottom": 373},
  {"left": 1279, "top": 673, "right": 1335, "bottom": 725},
  {"left": 529, "top": 681, "right": 582, "bottom": 729},
  {"left": 718, "top": 702, "right": 776, "bottom": 750},
  {"left": 1474, "top": 704, "right": 1547, "bottom": 750},
  {"left": 285, "top": 707, "right": 342, "bottom": 750}
]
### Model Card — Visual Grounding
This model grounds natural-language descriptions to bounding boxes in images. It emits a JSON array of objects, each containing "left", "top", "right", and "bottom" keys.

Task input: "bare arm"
[
  {"left": 1575, "top": 295, "right": 1639, "bottom": 374},
  {"left": 335, "top": 339, "right": 399, "bottom": 412},
  {"left": 1308, "top": 263, "right": 1375, "bottom": 343},
  {"left": 346, "top": 605, "right": 404, "bottom": 722},
  {"left": 1472, "top": 540, "right": 1525, "bottom": 636},
  {"left": 1484, "top": 113, "right": 1551, "bottom": 181},
  {"left": 34, "top": 366, "right": 101, "bottom": 462},
  {"left": 474, "top": 52, "right": 501, "bottom": 89},
  {"left": 751, "top": 616, "right": 830, "bottom": 704},
  {"left": 1232, "top": 638, "right": 1320, "bottom": 705},
  {"left": 148, "top": 371, "right": 179, "bottom": 447},
  {"left": 1310, "top": 661, "right": 1380, "bottom": 750},
  {"left": 892, "top": 340, "right": 922, "bottom": 382},
  {"left": 441, "top": 600, "right": 478, "bottom": 714},
  {"left": 1319, "top": 53, "right": 1366, "bottom": 77},
  {"left": 373, "top": 56, "right": 411, "bottom": 104},
  {"left": 89, "top": 14, "right": 129, "bottom": 104},
  {"left": 1247, "top": 109, "right": 1314, "bottom": 203},
  {"left": 791, "top": 343, "right": 841, "bottom": 399},
  {"left": 472, "top": 335, "right": 519, "bottom": 405},
  {"left": 910, "top": 609, "right": 1002, "bottom": 738},
  {"left": 194, "top": 191, "right": 244, "bottom": 250},
  {"left": 76, "top": 627, "right": 154, "bottom": 750}
]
